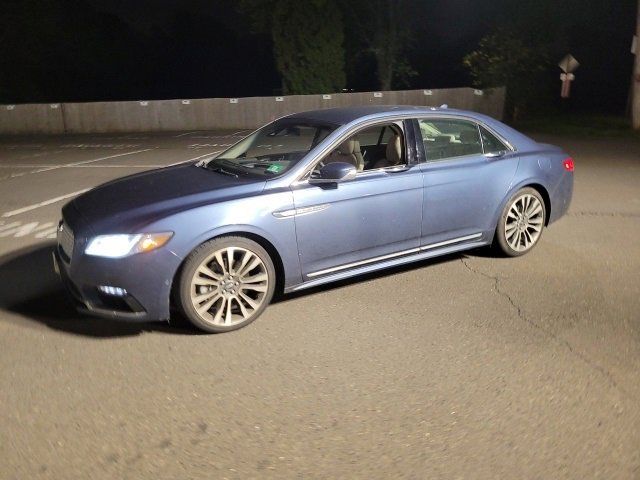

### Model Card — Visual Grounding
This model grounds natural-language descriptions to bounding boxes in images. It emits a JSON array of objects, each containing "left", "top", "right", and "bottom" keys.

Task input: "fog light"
[{"left": 98, "top": 285, "right": 127, "bottom": 297}]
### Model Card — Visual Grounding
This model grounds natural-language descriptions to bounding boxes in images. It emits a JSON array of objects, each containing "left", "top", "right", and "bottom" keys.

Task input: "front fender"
[{"left": 144, "top": 189, "right": 302, "bottom": 292}]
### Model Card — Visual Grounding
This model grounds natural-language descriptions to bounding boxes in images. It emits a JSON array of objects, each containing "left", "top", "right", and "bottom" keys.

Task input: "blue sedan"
[{"left": 55, "top": 106, "right": 574, "bottom": 332}]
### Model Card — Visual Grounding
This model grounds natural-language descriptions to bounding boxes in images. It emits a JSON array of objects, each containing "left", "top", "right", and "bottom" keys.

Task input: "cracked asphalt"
[{"left": 0, "top": 131, "right": 638, "bottom": 479}]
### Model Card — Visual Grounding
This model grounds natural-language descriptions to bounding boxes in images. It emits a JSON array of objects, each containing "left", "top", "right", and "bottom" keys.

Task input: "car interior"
[
  {"left": 320, "top": 123, "right": 405, "bottom": 173},
  {"left": 419, "top": 119, "right": 484, "bottom": 160}
]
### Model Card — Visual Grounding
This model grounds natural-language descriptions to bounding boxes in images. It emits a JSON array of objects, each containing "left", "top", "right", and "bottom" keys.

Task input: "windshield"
[{"left": 203, "top": 119, "right": 337, "bottom": 177}]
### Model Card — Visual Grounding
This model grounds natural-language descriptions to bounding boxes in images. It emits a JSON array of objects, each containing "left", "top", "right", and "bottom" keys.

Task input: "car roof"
[
  {"left": 285, "top": 105, "right": 538, "bottom": 151},
  {"left": 286, "top": 105, "right": 473, "bottom": 125}
]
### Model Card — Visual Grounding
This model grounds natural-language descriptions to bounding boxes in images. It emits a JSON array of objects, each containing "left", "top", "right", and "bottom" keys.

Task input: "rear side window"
[
  {"left": 418, "top": 119, "right": 483, "bottom": 161},
  {"left": 479, "top": 125, "right": 508, "bottom": 154}
]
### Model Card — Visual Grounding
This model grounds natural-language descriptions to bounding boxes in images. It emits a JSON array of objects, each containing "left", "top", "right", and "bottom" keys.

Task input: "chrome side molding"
[
  {"left": 307, "top": 232, "right": 482, "bottom": 278},
  {"left": 273, "top": 204, "right": 330, "bottom": 218}
]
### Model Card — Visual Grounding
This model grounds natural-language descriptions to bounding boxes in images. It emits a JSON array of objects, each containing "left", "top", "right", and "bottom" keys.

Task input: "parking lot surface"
[{"left": 0, "top": 129, "right": 638, "bottom": 479}]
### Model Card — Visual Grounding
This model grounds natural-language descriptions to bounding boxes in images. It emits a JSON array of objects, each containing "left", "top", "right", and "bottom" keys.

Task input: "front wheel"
[
  {"left": 177, "top": 236, "right": 276, "bottom": 333},
  {"left": 495, "top": 187, "right": 546, "bottom": 257}
]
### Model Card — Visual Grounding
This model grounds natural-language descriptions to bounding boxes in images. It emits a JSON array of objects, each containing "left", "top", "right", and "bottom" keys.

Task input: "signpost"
[
  {"left": 558, "top": 54, "right": 579, "bottom": 99},
  {"left": 632, "top": 0, "right": 640, "bottom": 129}
]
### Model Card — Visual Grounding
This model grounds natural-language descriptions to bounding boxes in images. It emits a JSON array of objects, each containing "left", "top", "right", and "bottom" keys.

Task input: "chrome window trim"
[
  {"left": 478, "top": 121, "right": 515, "bottom": 152},
  {"left": 307, "top": 233, "right": 482, "bottom": 278},
  {"left": 285, "top": 111, "right": 515, "bottom": 186},
  {"left": 477, "top": 123, "right": 510, "bottom": 155},
  {"left": 477, "top": 123, "right": 487, "bottom": 154}
]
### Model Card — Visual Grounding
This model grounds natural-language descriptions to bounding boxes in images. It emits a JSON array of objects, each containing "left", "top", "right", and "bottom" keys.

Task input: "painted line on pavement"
[
  {"left": 2, "top": 189, "right": 91, "bottom": 218},
  {"left": 61, "top": 165, "right": 167, "bottom": 168},
  {"left": 0, "top": 164, "right": 166, "bottom": 168},
  {"left": 0, "top": 148, "right": 153, "bottom": 180},
  {"left": 0, "top": 150, "right": 220, "bottom": 219},
  {"left": 0, "top": 165, "right": 61, "bottom": 168},
  {"left": 0, "top": 220, "right": 58, "bottom": 239},
  {"left": 32, "top": 148, "right": 154, "bottom": 172},
  {"left": 166, "top": 150, "right": 221, "bottom": 167}
]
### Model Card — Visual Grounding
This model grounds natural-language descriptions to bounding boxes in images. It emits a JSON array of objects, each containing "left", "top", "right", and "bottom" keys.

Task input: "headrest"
[
  {"left": 386, "top": 134, "right": 402, "bottom": 165},
  {"left": 337, "top": 139, "right": 356, "bottom": 155}
]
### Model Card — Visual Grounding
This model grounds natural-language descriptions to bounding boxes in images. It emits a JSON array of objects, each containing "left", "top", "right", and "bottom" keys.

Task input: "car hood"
[{"left": 67, "top": 163, "right": 266, "bottom": 234}]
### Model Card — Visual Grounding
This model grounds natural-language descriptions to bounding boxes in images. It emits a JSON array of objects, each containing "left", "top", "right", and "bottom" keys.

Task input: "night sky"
[{"left": 1, "top": 0, "right": 636, "bottom": 114}]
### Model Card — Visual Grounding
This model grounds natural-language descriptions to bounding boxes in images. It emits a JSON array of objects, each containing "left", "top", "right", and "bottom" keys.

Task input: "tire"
[
  {"left": 177, "top": 236, "right": 276, "bottom": 333},
  {"left": 495, "top": 187, "right": 546, "bottom": 257}
]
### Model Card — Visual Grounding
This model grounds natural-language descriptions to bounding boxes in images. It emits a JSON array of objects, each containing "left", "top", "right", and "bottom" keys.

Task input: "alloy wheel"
[
  {"left": 503, "top": 193, "right": 544, "bottom": 252},
  {"left": 189, "top": 246, "right": 269, "bottom": 327}
]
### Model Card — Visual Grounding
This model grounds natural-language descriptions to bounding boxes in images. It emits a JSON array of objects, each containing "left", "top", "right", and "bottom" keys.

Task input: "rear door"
[{"left": 415, "top": 117, "right": 520, "bottom": 246}]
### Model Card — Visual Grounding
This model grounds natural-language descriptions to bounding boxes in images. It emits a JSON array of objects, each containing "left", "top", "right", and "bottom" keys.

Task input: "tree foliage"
[
  {"left": 240, "top": 0, "right": 346, "bottom": 95},
  {"left": 341, "top": 0, "right": 416, "bottom": 91},
  {"left": 463, "top": 30, "right": 550, "bottom": 121},
  {"left": 272, "top": 0, "right": 346, "bottom": 94}
]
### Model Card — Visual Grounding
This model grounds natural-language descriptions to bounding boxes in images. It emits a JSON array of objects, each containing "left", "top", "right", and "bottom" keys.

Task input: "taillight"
[{"left": 563, "top": 157, "right": 574, "bottom": 172}]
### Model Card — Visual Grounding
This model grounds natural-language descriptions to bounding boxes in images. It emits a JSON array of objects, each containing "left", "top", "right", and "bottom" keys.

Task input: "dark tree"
[
  {"left": 341, "top": 0, "right": 417, "bottom": 91},
  {"left": 240, "top": 0, "right": 346, "bottom": 94},
  {"left": 463, "top": 30, "right": 549, "bottom": 121},
  {"left": 1, "top": 0, "right": 150, "bottom": 103}
]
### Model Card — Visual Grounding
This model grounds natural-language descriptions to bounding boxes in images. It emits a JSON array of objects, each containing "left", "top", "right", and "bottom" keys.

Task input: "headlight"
[{"left": 85, "top": 232, "right": 173, "bottom": 258}]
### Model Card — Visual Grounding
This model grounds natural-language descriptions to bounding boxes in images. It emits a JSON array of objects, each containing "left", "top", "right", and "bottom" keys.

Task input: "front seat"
[
  {"left": 373, "top": 133, "right": 402, "bottom": 169},
  {"left": 352, "top": 140, "right": 365, "bottom": 171},
  {"left": 323, "top": 139, "right": 364, "bottom": 171}
]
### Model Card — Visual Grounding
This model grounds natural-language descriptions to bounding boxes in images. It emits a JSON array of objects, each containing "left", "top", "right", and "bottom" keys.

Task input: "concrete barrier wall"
[
  {"left": 0, "top": 87, "right": 505, "bottom": 135},
  {"left": 0, "top": 103, "right": 66, "bottom": 134}
]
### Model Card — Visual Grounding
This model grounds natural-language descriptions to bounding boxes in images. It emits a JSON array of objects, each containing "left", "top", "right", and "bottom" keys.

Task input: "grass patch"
[{"left": 514, "top": 113, "right": 640, "bottom": 139}]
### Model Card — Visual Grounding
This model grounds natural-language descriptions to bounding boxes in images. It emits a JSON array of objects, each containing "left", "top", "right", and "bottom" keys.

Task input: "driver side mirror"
[{"left": 309, "top": 162, "right": 357, "bottom": 186}]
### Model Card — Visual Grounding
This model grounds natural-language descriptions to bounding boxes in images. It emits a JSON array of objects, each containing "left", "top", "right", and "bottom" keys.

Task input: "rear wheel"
[
  {"left": 177, "top": 236, "right": 276, "bottom": 333},
  {"left": 495, "top": 187, "right": 546, "bottom": 257}
]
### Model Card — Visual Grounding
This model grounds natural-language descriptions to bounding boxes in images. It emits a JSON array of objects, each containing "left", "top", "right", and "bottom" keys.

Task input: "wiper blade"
[{"left": 209, "top": 167, "right": 239, "bottom": 178}]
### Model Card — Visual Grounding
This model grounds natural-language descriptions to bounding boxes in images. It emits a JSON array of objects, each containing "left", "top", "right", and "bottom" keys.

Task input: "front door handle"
[{"left": 384, "top": 165, "right": 410, "bottom": 173}]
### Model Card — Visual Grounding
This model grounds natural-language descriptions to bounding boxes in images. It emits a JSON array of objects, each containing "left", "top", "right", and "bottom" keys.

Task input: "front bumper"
[{"left": 54, "top": 239, "right": 182, "bottom": 322}]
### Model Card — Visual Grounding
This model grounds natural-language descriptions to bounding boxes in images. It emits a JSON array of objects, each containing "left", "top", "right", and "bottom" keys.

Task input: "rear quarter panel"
[{"left": 498, "top": 144, "right": 573, "bottom": 228}]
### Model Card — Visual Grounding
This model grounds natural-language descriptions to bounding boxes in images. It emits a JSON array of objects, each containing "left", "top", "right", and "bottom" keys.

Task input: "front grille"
[{"left": 57, "top": 222, "right": 74, "bottom": 261}]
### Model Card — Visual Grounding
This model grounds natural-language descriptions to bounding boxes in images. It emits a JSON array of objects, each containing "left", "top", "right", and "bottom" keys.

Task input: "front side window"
[
  {"left": 205, "top": 119, "right": 337, "bottom": 177},
  {"left": 418, "top": 119, "right": 482, "bottom": 161},
  {"left": 313, "top": 123, "right": 405, "bottom": 175}
]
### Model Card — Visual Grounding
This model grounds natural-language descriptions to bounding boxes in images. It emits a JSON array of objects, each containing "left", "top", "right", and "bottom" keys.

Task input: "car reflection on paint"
[{"left": 55, "top": 106, "right": 574, "bottom": 332}]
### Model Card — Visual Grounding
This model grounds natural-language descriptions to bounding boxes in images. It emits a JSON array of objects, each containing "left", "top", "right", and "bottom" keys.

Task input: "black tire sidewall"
[
  {"left": 496, "top": 187, "right": 546, "bottom": 257},
  {"left": 178, "top": 236, "right": 276, "bottom": 333}
]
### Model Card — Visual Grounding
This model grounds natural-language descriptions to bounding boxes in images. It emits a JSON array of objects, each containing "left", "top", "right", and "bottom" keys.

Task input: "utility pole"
[{"left": 632, "top": 0, "right": 640, "bottom": 129}]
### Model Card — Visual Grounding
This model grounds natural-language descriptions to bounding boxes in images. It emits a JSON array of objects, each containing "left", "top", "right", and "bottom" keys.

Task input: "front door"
[{"left": 291, "top": 123, "right": 423, "bottom": 279}]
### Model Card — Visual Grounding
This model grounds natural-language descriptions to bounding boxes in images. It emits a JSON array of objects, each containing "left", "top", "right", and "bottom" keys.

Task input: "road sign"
[
  {"left": 559, "top": 54, "right": 579, "bottom": 98},
  {"left": 558, "top": 54, "right": 580, "bottom": 74}
]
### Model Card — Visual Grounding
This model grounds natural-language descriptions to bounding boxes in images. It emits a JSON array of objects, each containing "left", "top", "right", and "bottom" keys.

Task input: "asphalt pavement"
[{"left": 0, "top": 129, "right": 638, "bottom": 479}]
